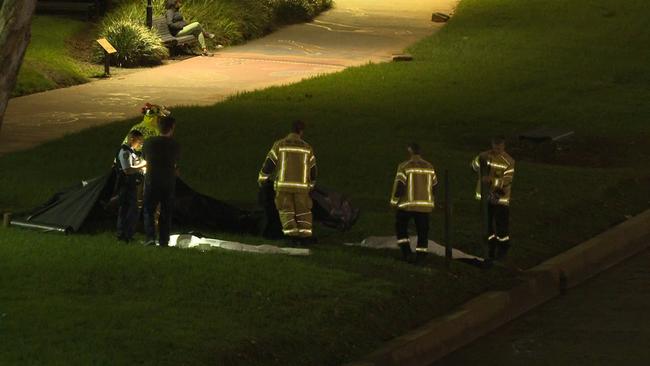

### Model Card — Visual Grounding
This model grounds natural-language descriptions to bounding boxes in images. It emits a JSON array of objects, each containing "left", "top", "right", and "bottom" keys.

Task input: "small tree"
[{"left": 0, "top": 0, "right": 36, "bottom": 134}]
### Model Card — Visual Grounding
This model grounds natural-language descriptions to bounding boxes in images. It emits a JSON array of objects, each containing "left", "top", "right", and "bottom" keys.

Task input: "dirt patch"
[
  {"left": 511, "top": 134, "right": 650, "bottom": 169},
  {"left": 66, "top": 21, "right": 101, "bottom": 63}
]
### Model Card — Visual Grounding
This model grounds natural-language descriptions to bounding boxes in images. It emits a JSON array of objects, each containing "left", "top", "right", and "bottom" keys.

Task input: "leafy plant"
[{"left": 96, "top": 20, "right": 169, "bottom": 67}]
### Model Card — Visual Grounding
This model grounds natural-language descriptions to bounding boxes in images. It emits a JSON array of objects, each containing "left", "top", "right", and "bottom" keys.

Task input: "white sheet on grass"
[
  {"left": 345, "top": 236, "right": 482, "bottom": 260},
  {"left": 169, "top": 234, "right": 310, "bottom": 256}
]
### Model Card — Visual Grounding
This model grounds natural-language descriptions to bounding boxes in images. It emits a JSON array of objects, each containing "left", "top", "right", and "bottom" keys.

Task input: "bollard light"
[{"left": 146, "top": 0, "right": 153, "bottom": 28}]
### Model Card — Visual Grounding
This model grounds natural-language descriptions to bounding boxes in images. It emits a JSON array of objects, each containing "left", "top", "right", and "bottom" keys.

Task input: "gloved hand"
[{"left": 488, "top": 192, "right": 501, "bottom": 205}]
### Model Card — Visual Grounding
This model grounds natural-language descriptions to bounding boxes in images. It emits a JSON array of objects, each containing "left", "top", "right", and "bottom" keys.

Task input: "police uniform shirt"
[{"left": 118, "top": 145, "right": 142, "bottom": 172}]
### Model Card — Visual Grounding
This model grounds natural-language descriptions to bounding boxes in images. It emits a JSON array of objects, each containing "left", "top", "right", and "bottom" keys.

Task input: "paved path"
[
  {"left": 0, "top": 0, "right": 458, "bottom": 156},
  {"left": 434, "top": 248, "right": 650, "bottom": 366}
]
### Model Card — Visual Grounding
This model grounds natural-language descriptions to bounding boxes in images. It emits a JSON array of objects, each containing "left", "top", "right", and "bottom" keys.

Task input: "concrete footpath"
[
  {"left": 346, "top": 209, "right": 650, "bottom": 366},
  {"left": 436, "top": 247, "right": 650, "bottom": 365},
  {"left": 0, "top": 0, "right": 458, "bottom": 156}
]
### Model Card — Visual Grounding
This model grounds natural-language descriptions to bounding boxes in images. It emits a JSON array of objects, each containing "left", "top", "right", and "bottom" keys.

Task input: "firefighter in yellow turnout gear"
[
  {"left": 258, "top": 121, "right": 317, "bottom": 243},
  {"left": 390, "top": 143, "right": 438, "bottom": 263},
  {"left": 122, "top": 104, "right": 170, "bottom": 148},
  {"left": 471, "top": 136, "right": 515, "bottom": 262}
]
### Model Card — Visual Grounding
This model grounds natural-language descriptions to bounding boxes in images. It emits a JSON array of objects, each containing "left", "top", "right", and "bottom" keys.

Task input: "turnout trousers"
[
  {"left": 275, "top": 191, "right": 313, "bottom": 238},
  {"left": 487, "top": 203, "right": 510, "bottom": 260},
  {"left": 395, "top": 210, "right": 430, "bottom": 255}
]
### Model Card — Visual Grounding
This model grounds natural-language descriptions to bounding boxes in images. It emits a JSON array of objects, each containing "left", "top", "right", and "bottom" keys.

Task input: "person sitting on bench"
[{"left": 166, "top": 0, "right": 215, "bottom": 56}]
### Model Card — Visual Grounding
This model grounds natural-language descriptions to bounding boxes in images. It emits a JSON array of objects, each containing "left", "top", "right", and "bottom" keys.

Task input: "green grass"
[
  {"left": 1, "top": 0, "right": 650, "bottom": 364},
  {"left": 13, "top": 16, "right": 102, "bottom": 97},
  {"left": 0, "top": 228, "right": 514, "bottom": 365}
]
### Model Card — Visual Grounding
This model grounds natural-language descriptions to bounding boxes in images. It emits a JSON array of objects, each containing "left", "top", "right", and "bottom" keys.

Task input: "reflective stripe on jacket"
[
  {"left": 121, "top": 115, "right": 160, "bottom": 150},
  {"left": 390, "top": 155, "right": 438, "bottom": 213},
  {"left": 258, "top": 133, "right": 317, "bottom": 193},
  {"left": 471, "top": 150, "right": 515, "bottom": 206}
]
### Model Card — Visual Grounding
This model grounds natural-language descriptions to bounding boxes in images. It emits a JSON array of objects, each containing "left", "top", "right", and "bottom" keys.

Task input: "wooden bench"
[
  {"left": 152, "top": 17, "right": 197, "bottom": 48},
  {"left": 36, "top": 1, "right": 99, "bottom": 19}
]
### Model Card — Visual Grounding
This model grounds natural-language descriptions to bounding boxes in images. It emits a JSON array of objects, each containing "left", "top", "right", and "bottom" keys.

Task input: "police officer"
[
  {"left": 121, "top": 104, "right": 170, "bottom": 210},
  {"left": 116, "top": 130, "right": 147, "bottom": 243},
  {"left": 258, "top": 120, "right": 317, "bottom": 244},
  {"left": 471, "top": 136, "right": 515, "bottom": 262},
  {"left": 390, "top": 143, "right": 438, "bottom": 263}
]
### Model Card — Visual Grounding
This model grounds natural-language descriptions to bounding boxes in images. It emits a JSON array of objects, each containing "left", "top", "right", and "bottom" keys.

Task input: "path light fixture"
[{"left": 146, "top": 0, "right": 153, "bottom": 28}]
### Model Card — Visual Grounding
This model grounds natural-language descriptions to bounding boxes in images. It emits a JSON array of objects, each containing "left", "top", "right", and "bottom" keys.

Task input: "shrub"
[
  {"left": 179, "top": 0, "right": 247, "bottom": 44},
  {"left": 99, "top": 0, "right": 333, "bottom": 66},
  {"left": 271, "top": 0, "right": 333, "bottom": 23},
  {"left": 96, "top": 20, "right": 169, "bottom": 67}
]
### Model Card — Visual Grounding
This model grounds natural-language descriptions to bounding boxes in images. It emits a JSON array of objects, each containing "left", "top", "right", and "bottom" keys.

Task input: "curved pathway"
[{"left": 0, "top": 0, "right": 458, "bottom": 155}]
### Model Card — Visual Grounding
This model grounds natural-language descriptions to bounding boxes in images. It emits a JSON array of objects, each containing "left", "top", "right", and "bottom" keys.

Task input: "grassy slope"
[
  {"left": 1, "top": 0, "right": 650, "bottom": 364},
  {"left": 13, "top": 16, "right": 102, "bottom": 97}
]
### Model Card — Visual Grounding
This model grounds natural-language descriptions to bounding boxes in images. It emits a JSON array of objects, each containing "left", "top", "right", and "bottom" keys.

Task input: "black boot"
[
  {"left": 399, "top": 243, "right": 413, "bottom": 262},
  {"left": 496, "top": 243, "right": 511, "bottom": 261},
  {"left": 416, "top": 252, "right": 428, "bottom": 264},
  {"left": 297, "top": 236, "right": 317, "bottom": 246},
  {"left": 488, "top": 239, "right": 497, "bottom": 260},
  {"left": 483, "top": 239, "right": 497, "bottom": 268}
]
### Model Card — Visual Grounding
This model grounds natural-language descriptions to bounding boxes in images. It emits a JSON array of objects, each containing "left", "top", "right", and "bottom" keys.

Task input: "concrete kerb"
[{"left": 345, "top": 209, "right": 650, "bottom": 366}]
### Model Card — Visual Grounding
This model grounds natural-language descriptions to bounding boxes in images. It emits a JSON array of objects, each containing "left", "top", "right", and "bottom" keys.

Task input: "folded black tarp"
[{"left": 13, "top": 170, "right": 359, "bottom": 236}]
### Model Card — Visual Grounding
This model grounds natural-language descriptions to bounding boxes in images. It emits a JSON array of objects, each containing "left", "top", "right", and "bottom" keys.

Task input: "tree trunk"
[{"left": 0, "top": 0, "right": 37, "bottom": 134}]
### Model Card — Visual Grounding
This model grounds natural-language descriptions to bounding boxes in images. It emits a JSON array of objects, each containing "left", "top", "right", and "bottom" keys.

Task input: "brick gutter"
[{"left": 346, "top": 209, "right": 650, "bottom": 366}]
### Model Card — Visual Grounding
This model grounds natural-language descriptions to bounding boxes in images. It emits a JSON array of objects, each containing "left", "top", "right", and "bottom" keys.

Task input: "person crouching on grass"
[{"left": 116, "top": 130, "right": 147, "bottom": 243}]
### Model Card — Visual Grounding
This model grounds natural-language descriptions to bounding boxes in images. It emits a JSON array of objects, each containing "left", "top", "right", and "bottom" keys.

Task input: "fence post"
[
  {"left": 146, "top": 0, "right": 153, "bottom": 28},
  {"left": 444, "top": 170, "right": 452, "bottom": 268},
  {"left": 104, "top": 50, "right": 111, "bottom": 76},
  {"left": 3, "top": 213, "right": 12, "bottom": 228},
  {"left": 480, "top": 157, "right": 490, "bottom": 264}
]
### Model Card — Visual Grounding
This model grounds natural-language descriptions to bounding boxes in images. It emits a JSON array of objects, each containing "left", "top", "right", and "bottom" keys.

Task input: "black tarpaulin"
[
  {"left": 14, "top": 171, "right": 359, "bottom": 236},
  {"left": 20, "top": 174, "right": 114, "bottom": 232}
]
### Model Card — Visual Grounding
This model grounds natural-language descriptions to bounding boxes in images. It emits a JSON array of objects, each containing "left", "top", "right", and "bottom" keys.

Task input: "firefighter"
[
  {"left": 121, "top": 103, "right": 170, "bottom": 148},
  {"left": 390, "top": 143, "right": 438, "bottom": 263},
  {"left": 471, "top": 136, "right": 515, "bottom": 263},
  {"left": 258, "top": 120, "right": 317, "bottom": 244}
]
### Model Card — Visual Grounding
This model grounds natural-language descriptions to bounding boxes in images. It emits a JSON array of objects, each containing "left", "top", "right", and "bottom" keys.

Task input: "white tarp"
[
  {"left": 168, "top": 234, "right": 310, "bottom": 256},
  {"left": 346, "top": 236, "right": 482, "bottom": 261}
]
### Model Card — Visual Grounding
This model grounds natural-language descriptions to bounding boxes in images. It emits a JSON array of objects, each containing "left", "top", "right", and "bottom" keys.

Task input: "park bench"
[
  {"left": 151, "top": 16, "right": 197, "bottom": 48},
  {"left": 36, "top": 0, "right": 99, "bottom": 19}
]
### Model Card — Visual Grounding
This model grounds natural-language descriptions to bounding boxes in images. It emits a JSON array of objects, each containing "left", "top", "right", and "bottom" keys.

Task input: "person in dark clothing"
[
  {"left": 116, "top": 130, "right": 147, "bottom": 243},
  {"left": 165, "top": 0, "right": 216, "bottom": 56},
  {"left": 142, "top": 116, "right": 180, "bottom": 247}
]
